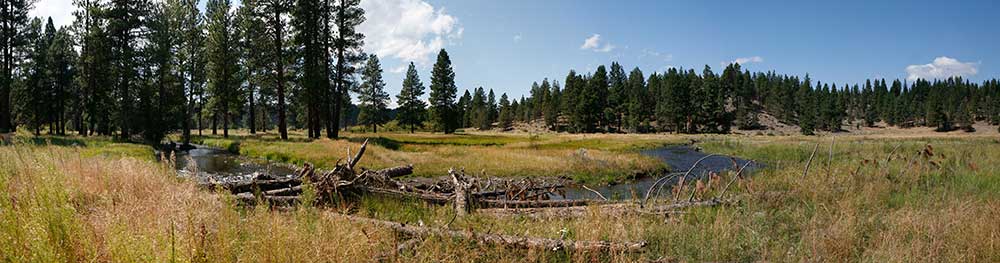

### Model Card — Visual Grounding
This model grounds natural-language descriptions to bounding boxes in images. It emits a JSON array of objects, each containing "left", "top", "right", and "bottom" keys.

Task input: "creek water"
[
  {"left": 557, "top": 145, "right": 761, "bottom": 200},
  {"left": 168, "top": 145, "right": 760, "bottom": 201},
  {"left": 169, "top": 147, "right": 298, "bottom": 185}
]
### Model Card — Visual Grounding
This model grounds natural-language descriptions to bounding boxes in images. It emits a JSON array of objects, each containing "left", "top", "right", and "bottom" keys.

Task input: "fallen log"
[
  {"left": 473, "top": 184, "right": 565, "bottom": 199},
  {"left": 376, "top": 165, "right": 414, "bottom": 178},
  {"left": 476, "top": 199, "right": 613, "bottom": 209},
  {"left": 235, "top": 193, "right": 301, "bottom": 206},
  {"left": 335, "top": 213, "right": 647, "bottom": 253},
  {"left": 478, "top": 198, "right": 739, "bottom": 218},
  {"left": 361, "top": 187, "right": 452, "bottom": 204},
  {"left": 263, "top": 185, "right": 303, "bottom": 196},
  {"left": 202, "top": 177, "right": 302, "bottom": 193}
]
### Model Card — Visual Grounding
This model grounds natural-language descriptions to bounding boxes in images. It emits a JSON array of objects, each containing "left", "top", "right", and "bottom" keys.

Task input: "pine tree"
[
  {"left": 796, "top": 76, "right": 816, "bottom": 135},
  {"left": 428, "top": 49, "right": 458, "bottom": 133},
  {"left": 543, "top": 81, "right": 560, "bottom": 130},
  {"left": 625, "top": 67, "right": 646, "bottom": 132},
  {"left": 498, "top": 93, "right": 512, "bottom": 130},
  {"left": 1, "top": 0, "right": 34, "bottom": 133},
  {"left": 458, "top": 89, "right": 471, "bottom": 128},
  {"left": 73, "top": 0, "right": 113, "bottom": 136},
  {"left": 395, "top": 62, "right": 426, "bottom": 133},
  {"left": 696, "top": 65, "right": 727, "bottom": 133},
  {"left": 170, "top": 0, "right": 207, "bottom": 143},
  {"left": 471, "top": 87, "right": 489, "bottom": 130},
  {"left": 107, "top": 0, "right": 150, "bottom": 139},
  {"left": 16, "top": 18, "right": 47, "bottom": 134},
  {"left": 330, "top": 0, "right": 365, "bottom": 138},
  {"left": 292, "top": 0, "right": 328, "bottom": 138},
  {"left": 862, "top": 80, "right": 877, "bottom": 127},
  {"left": 574, "top": 65, "right": 607, "bottom": 133},
  {"left": 487, "top": 89, "right": 497, "bottom": 125},
  {"left": 137, "top": 2, "right": 183, "bottom": 143},
  {"left": 206, "top": 0, "right": 241, "bottom": 138},
  {"left": 607, "top": 62, "right": 627, "bottom": 131},
  {"left": 260, "top": 0, "right": 292, "bottom": 139},
  {"left": 356, "top": 54, "right": 389, "bottom": 133},
  {"left": 238, "top": 0, "right": 268, "bottom": 135}
]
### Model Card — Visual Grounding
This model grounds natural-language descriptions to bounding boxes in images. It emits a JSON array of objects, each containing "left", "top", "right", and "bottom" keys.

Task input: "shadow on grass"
[
  {"left": 20, "top": 136, "right": 91, "bottom": 147},
  {"left": 345, "top": 136, "right": 403, "bottom": 150}
]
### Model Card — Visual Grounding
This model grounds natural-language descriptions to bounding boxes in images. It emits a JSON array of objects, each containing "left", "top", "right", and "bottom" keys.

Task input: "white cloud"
[
  {"left": 906, "top": 56, "right": 979, "bottom": 81},
  {"left": 513, "top": 34, "right": 522, "bottom": 43},
  {"left": 29, "top": 0, "right": 75, "bottom": 27},
  {"left": 722, "top": 56, "right": 764, "bottom": 66},
  {"left": 640, "top": 49, "right": 673, "bottom": 62},
  {"left": 361, "top": 0, "right": 462, "bottom": 65},
  {"left": 390, "top": 65, "right": 409, "bottom": 74},
  {"left": 580, "top": 34, "right": 614, "bottom": 52}
]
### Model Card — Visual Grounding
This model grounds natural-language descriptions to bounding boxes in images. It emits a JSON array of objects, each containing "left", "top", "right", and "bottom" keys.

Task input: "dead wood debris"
[{"left": 334, "top": 213, "right": 647, "bottom": 253}]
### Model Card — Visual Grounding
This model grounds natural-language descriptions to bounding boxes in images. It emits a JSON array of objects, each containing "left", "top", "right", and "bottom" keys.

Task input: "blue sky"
[{"left": 32, "top": 0, "right": 1000, "bottom": 100}]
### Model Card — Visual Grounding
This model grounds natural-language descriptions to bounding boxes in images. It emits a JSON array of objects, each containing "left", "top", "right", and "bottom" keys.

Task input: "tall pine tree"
[
  {"left": 395, "top": 62, "right": 426, "bottom": 133},
  {"left": 428, "top": 49, "right": 458, "bottom": 133},
  {"left": 356, "top": 54, "right": 388, "bottom": 133}
]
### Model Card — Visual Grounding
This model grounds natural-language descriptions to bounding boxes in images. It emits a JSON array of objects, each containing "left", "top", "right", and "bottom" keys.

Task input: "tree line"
[
  {"left": 501, "top": 63, "right": 1000, "bottom": 135},
  {"left": 2, "top": 0, "right": 999, "bottom": 144}
]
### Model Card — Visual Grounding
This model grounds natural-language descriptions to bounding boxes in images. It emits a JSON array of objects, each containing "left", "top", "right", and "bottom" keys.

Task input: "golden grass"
[
  {"left": 4, "top": 132, "right": 1000, "bottom": 262},
  {"left": 0, "top": 145, "right": 395, "bottom": 262},
  {"left": 189, "top": 130, "right": 675, "bottom": 183}
]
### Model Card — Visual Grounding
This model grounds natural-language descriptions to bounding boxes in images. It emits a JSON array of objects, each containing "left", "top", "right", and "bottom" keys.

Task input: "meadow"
[
  {"left": 3, "top": 130, "right": 1000, "bottom": 262},
  {"left": 185, "top": 130, "right": 676, "bottom": 184}
]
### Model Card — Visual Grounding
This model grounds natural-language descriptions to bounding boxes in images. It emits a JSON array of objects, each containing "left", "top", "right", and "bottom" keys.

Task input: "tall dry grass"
[
  {"left": 4, "top": 134, "right": 1000, "bottom": 262},
  {"left": 0, "top": 145, "right": 396, "bottom": 262}
]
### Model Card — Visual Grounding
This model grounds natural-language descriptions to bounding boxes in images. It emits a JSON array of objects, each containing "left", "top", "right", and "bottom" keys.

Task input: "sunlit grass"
[
  {"left": 186, "top": 130, "right": 673, "bottom": 183},
  {"left": 4, "top": 132, "right": 999, "bottom": 261}
]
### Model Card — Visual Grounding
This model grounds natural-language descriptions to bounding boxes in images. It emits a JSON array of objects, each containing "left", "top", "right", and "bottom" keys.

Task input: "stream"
[
  {"left": 557, "top": 145, "right": 761, "bottom": 200},
  {"left": 167, "top": 145, "right": 761, "bottom": 201},
  {"left": 169, "top": 147, "right": 299, "bottom": 185}
]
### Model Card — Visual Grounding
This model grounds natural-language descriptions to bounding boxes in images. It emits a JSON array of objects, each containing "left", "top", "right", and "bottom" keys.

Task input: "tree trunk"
[
  {"left": 330, "top": 0, "right": 345, "bottom": 139},
  {"left": 261, "top": 102, "right": 268, "bottom": 133},
  {"left": 274, "top": 6, "right": 288, "bottom": 140},
  {"left": 1, "top": 44, "right": 12, "bottom": 133},
  {"left": 212, "top": 113, "right": 217, "bottom": 135},
  {"left": 198, "top": 107, "right": 203, "bottom": 136},
  {"left": 183, "top": 79, "right": 192, "bottom": 144},
  {"left": 323, "top": 0, "right": 335, "bottom": 139},
  {"left": 223, "top": 111, "right": 229, "bottom": 138},
  {"left": 249, "top": 84, "right": 256, "bottom": 134}
]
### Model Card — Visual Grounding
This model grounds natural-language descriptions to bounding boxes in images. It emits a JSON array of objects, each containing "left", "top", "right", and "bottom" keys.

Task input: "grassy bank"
[
  {"left": 4, "top": 133, "right": 999, "bottom": 261},
  {"left": 187, "top": 130, "right": 674, "bottom": 184}
]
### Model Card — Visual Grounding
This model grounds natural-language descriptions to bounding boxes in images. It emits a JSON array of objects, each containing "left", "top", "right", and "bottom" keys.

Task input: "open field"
[
  {"left": 4, "top": 131, "right": 1000, "bottom": 261},
  {"left": 183, "top": 130, "right": 677, "bottom": 183}
]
